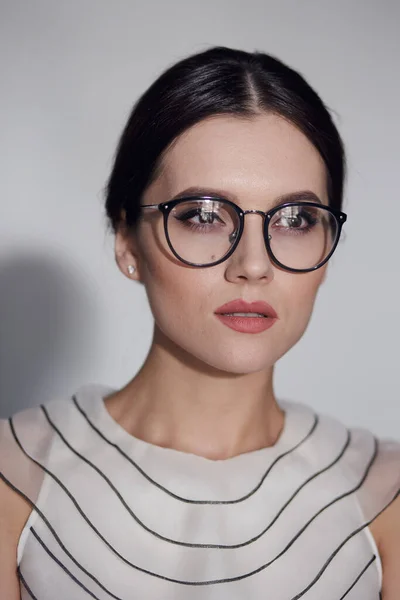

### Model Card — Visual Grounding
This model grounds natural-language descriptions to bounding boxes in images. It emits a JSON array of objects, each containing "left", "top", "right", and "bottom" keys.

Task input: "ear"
[{"left": 114, "top": 219, "right": 143, "bottom": 283}]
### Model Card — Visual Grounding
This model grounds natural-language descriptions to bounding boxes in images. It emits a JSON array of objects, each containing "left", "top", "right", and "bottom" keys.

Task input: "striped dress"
[{"left": 1, "top": 383, "right": 399, "bottom": 599}]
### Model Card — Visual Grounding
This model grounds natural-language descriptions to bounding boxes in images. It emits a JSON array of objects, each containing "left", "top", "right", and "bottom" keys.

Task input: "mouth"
[
  {"left": 214, "top": 299, "right": 278, "bottom": 334},
  {"left": 219, "top": 312, "right": 267, "bottom": 318},
  {"left": 214, "top": 299, "right": 278, "bottom": 319}
]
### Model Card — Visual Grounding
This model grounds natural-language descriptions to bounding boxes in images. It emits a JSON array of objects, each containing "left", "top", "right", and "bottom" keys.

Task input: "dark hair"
[{"left": 105, "top": 46, "right": 346, "bottom": 233}]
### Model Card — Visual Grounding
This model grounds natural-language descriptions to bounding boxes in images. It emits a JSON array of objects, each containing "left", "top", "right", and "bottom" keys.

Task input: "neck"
[{"left": 105, "top": 328, "right": 284, "bottom": 460}]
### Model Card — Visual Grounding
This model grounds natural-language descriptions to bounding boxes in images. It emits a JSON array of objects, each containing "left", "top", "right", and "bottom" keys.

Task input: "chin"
[
  {"left": 217, "top": 350, "right": 280, "bottom": 375},
  {"left": 213, "top": 359, "right": 273, "bottom": 376},
  {"left": 156, "top": 315, "right": 308, "bottom": 376},
  {"left": 181, "top": 341, "right": 284, "bottom": 376}
]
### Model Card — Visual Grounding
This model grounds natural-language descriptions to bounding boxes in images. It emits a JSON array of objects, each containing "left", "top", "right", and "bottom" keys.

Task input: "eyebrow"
[{"left": 170, "top": 186, "right": 323, "bottom": 208}]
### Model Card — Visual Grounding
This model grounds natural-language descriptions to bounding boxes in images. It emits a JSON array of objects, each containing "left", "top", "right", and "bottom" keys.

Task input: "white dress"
[{"left": 1, "top": 383, "right": 399, "bottom": 599}]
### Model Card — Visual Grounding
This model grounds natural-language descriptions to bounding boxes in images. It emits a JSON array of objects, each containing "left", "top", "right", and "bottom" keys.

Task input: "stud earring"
[{"left": 127, "top": 265, "right": 136, "bottom": 275}]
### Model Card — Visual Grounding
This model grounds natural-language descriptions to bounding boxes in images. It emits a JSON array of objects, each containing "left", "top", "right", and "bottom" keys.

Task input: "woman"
[{"left": 0, "top": 46, "right": 399, "bottom": 599}]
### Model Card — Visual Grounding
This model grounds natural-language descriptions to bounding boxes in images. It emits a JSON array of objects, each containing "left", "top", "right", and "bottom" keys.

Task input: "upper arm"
[
  {"left": 0, "top": 477, "right": 31, "bottom": 600},
  {"left": 371, "top": 494, "right": 400, "bottom": 600}
]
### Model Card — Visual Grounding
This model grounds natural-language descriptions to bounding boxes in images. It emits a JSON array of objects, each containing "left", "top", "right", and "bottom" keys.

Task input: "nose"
[{"left": 224, "top": 212, "right": 274, "bottom": 284}]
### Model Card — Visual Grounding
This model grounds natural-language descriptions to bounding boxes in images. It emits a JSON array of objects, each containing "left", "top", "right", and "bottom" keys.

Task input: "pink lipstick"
[{"left": 214, "top": 299, "right": 278, "bottom": 334}]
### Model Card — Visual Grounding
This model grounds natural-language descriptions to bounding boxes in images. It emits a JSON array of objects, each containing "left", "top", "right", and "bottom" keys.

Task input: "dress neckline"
[
  {"left": 71, "top": 383, "right": 317, "bottom": 502},
  {"left": 74, "top": 383, "right": 313, "bottom": 465}
]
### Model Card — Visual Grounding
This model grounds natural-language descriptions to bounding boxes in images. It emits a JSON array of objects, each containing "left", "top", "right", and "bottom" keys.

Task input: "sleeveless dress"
[{"left": 1, "top": 383, "right": 399, "bottom": 600}]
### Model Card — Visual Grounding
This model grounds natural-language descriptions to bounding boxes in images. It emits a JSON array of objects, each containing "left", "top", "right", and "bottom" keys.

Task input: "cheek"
[
  {"left": 278, "top": 270, "right": 324, "bottom": 341},
  {"left": 141, "top": 255, "right": 215, "bottom": 335},
  {"left": 137, "top": 222, "right": 219, "bottom": 318}
]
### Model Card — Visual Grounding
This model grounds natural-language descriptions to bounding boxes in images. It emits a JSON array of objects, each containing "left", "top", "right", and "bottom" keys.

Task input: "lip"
[
  {"left": 214, "top": 299, "right": 278, "bottom": 319},
  {"left": 214, "top": 299, "right": 278, "bottom": 334}
]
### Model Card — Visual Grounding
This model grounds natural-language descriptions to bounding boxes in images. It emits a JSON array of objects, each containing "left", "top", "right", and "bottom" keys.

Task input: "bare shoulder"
[
  {"left": 370, "top": 494, "right": 400, "bottom": 599},
  {"left": 0, "top": 476, "right": 32, "bottom": 599}
]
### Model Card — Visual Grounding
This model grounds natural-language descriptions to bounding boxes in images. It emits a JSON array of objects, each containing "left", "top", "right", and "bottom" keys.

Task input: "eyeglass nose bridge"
[
  {"left": 242, "top": 209, "right": 266, "bottom": 217},
  {"left": 239, "top": 209, "right": 272, "bottom": 241}
]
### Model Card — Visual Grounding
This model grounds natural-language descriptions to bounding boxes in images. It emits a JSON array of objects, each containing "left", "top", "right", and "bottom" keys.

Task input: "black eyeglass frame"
[{"left": 141, "top": 195, "right": 347, "bottom": 273}]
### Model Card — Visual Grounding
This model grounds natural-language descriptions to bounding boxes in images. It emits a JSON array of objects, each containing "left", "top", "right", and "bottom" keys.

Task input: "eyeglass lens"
[{"left": 166, "top": 199, "right": 338, "bottom": 270}]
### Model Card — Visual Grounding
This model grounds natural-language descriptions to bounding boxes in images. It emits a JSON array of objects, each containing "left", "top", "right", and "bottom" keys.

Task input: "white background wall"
[{"left": 0, "top": 0, "right": 399, "bottom": 438}]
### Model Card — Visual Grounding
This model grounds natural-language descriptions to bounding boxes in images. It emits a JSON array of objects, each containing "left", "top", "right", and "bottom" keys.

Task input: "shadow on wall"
[{"left": 0, "top": 250, "right": 100, "bottom": 417}]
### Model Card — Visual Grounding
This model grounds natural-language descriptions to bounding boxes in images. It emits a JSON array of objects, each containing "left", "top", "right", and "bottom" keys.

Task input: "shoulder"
[
  {"left": 370, "top": 493, "right": 400, "bottom": 598},
  {"left": 0, "top": 386, "right": 105, "bottom": 504},
  {"left": 0, "top": 402, "right": 53, "bottom": 524},
  {"left": 0, "top": 396, "right": 75, "bottom": 588},
  {"left": 362, "top": 428, "right": 400, "bottom": 599},
  {"left": 336, "top": 416, "right": 400, "bottom": 513},
  {"left": 0, "top": 416, "right": 33, "bottom": 598},
  {"left": 0, "top": 396, "right": 73, "bottom": 514},
  {"left": 310, "top": 405, "right": 400, "bottom": 494},
  {"left": 353, "top": 430, "right": 400, "bottom": 512},
  {"left": 0, "top": 475, "right": 31, "bottom": 599},
  {"left": 336, "top": 419, "right": 400, "bottom": 598},
  {"left": 308, "top": 407, "right": 400, "bottom": 596},
  {"left": 0, "top": 473, "right": 32, "bottom": 553},
  {"left": 303, "top": 404, "right": 400, "bottom": 521}
]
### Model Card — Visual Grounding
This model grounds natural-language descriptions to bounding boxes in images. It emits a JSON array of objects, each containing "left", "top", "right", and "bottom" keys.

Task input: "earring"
[{"left": 127, "top": 265, "right": 136, "bottom": 275}]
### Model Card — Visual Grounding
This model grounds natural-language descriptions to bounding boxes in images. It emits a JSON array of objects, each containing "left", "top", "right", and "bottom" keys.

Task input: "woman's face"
[{"left": 116, "top": 113, "right": 329, "bottom": 374}]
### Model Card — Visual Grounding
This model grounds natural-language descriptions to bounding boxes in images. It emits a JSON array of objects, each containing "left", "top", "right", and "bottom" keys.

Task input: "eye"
[
  {"left": 280, "top": 214, "right": 306, "bottom": 228},
  {"left": 176, "top": 208, "right": 223, "bottom": 225},
  {"left": 272, "top": 205, "right": 319, "bottom": 233},
  {"left": 170, "top": 199, "right": 239, "bottom": 238}
]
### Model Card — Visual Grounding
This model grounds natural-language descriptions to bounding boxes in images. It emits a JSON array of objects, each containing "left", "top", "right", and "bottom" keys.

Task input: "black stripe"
[
  {"left": 2, "top": 462, "right": 127, "bottom": 598},
  {"left": 17, "top": 566, "right": 39, "bottom": 600},
  {"left": 290, "top": 555, "right": 378, "bottom": 600},
  {"left": 13, "top": 548, "right": 381, "bottom": 600},
  {"left": 339, "top": 555, "right": 376, "bottom": 599},
  {"left": 73, "top": 394, "right": 319, "bottom": 504},
  {"left": 3, "top": 469, "right": 396, "bottom": 589},
  {"left": 41, "top": 404, "right": 353, "bottom": 549},
  {"left": 287, "top": 492, "right": 400, "bottom": 600},
  {"left": 30, "top": 528, "right": 102, "bottom": 599},
  {"left": 3, "top": 418, "right": 391, "bottom": 587}
]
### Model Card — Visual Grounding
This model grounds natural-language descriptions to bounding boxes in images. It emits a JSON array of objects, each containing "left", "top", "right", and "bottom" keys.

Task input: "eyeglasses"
[{"left": 140, "top": 195, "right": 347, "bottom": 273}]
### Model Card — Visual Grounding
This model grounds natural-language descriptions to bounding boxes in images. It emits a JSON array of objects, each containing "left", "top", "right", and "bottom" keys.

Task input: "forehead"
[{"left": 147, "top": 113, "right": 328, "bottom": 205}]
